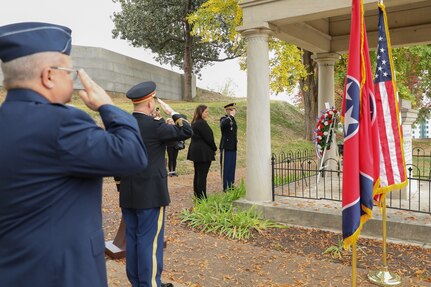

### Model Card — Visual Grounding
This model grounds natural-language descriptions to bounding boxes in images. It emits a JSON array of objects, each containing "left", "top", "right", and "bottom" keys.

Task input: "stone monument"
[{"left": 398, "top": 99, "right": 419, "bottom": 199}]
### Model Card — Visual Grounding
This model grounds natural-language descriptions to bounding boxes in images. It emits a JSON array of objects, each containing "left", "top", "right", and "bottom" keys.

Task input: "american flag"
[
  {"left": 341, "top": 0, "right": 380, "bottom": 248},
  {"left": 373, "top": 2, "right": 407, "bottom": 204}
]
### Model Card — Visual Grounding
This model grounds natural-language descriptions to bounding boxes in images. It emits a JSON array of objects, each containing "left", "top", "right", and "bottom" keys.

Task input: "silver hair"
[{"left": 1, "top": 52, "right": 63, "bottom": 88}]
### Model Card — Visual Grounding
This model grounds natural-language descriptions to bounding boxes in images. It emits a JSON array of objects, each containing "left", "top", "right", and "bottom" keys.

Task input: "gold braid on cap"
[{"left": 132, "top": 91, "right": 157, "bottom": 104}]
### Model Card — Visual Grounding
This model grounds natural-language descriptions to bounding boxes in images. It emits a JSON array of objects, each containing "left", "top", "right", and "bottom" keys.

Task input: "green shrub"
[{"left": 180, "top": 182, "right": 287, "bottom": 240}]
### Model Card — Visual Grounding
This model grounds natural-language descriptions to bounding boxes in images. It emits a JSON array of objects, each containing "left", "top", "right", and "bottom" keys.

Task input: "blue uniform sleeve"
[{"left": 56, "top": 104, "right": 148, "bottom": 177}]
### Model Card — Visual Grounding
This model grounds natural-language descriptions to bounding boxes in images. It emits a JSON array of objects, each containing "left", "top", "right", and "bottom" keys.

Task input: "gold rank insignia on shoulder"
[
  {"left": 175, "top": 117, "right": 189, "bottom": 127},
  {"left": 175, "top": 118, "right": 183, "bottom": 127},
  {"left": 153, "top": 117, "right": 162, "bottom": 121}
]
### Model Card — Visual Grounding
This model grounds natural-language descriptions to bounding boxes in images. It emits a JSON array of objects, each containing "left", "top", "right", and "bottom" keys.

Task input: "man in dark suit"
[
  {"left": 0, "top": 22, "right": 148, "bottom": 287},
  {"left": 119, "top": 81, "right": 193, "bottom": 287},
  {"left": 220, "top": 103, "right": 238, "bottom": 191}
]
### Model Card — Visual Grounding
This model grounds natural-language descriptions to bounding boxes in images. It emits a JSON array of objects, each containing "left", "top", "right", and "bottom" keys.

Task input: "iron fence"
[{"left": 272, "top": 148, "right": 431, "bottom": 214}]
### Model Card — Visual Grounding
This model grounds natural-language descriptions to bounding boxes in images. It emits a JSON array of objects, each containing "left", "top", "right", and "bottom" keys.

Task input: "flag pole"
[
  {"left": 367, "top": 197, "right": 402, "bottom": 286},
  {"left": 351, "top": 242, "right": 357, "bottom": 287}
]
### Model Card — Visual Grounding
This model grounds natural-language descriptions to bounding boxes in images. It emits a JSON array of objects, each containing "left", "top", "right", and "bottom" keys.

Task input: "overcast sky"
[{"left": 1, "top": 0, "right": 295, "bottom": 101}]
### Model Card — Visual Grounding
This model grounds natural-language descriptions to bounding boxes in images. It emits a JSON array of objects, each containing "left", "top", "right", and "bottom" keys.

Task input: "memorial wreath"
[{"left": 313, "top": 107, "right": 340, "bottom": 159}]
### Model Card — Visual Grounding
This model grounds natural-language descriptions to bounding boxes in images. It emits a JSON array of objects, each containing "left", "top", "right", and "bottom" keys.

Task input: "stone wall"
[{"left": 0, "top": 45, "right": 195, "bottom": 100}]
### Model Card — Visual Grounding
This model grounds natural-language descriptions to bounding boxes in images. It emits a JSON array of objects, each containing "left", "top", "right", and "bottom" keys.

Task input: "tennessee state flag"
[{"left": 341, "top": 0, "right": 380, "bottom": 248}]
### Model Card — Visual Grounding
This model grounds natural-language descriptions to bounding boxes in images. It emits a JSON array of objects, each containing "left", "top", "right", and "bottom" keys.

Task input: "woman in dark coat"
[{"left": 187, "top": 105, "right": 217, "bottom": 199}]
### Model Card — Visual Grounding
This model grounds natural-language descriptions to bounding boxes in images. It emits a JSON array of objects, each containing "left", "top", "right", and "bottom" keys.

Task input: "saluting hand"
[
  {"left": 77, "top": 69, "right": 114, "bottom": 111},
  {"left": 157, "top": 98, "right": 176, "bottom": 115}
]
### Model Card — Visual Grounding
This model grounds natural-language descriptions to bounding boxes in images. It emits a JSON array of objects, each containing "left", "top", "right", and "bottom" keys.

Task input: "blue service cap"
[
  {"left": 0, "top": 22, "right": 72, "bottom": 63},
  {"left": 224, "top": 103, "right": 236, "bottom": 109},
  {"left": 126, "top": 81, "right": 157, "bottom": 104}
]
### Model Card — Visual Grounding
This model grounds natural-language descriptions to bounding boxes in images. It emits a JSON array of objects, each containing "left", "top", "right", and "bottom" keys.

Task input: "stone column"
[
  {"left": 311, "top": 53, "right": 340, "bottom": 169},
  {"left": 242, "top": 28, "right": 272, "bottom": 202},
  {"left": 311, "top": 53, "right": 340, "bottom": 113},
  {"left": 399, "top": 99, "right": 419, "bottom": 199}
]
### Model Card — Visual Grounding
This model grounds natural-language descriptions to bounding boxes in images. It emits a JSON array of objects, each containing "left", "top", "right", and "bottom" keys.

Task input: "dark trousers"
[
  {"left": 222, "top": 150, "right": 237, "bottom": 191},
  {"left": 166, "top": 146, "right": 178, "bottom": 172},
  {"left": 193, "top": 161, "right": 211, "bottom": 199},
  {"left": 122, "top": 207, "right": 165, "bottom": 287}
]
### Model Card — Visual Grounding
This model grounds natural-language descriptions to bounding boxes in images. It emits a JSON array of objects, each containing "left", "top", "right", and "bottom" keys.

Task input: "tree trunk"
[
  {"left": 300, "top": 50, "right": 318, "bottom": 141},
  {"left": 182, "top": 19, "right": 193, "bottom": 101}
]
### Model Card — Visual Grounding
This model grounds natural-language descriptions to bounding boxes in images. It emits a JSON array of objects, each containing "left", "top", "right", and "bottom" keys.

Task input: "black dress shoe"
[{"left": 161, "top": 283, "right": 174, "bottom": 287}]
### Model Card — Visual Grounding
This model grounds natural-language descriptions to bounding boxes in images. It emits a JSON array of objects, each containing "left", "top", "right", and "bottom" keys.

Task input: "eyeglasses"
[{"left": 50, "top": 66, "right": 79, "bottom": 81}]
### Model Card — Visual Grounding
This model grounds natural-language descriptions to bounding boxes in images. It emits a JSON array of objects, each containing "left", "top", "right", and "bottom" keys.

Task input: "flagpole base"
[{"left": 367, "top": 268, "right": 402, "bottom": 286}]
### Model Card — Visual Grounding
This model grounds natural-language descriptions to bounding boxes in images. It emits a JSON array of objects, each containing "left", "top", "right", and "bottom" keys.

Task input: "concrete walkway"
[{"left": 235, "top": 195, "right": 431, "bottom": 247}]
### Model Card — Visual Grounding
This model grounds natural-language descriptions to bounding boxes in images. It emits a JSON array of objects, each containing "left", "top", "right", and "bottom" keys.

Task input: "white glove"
[{"left": 157, "top": 98, "right": 177, "bottom": 115}]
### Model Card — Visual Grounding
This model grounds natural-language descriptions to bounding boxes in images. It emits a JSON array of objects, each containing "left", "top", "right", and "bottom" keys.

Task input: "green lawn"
[
  {"left": 67, "top": 91, "right": 313, "bottom": 175},
  {"left": 1, "top": 88, "right": 429, "bottom": 176}
]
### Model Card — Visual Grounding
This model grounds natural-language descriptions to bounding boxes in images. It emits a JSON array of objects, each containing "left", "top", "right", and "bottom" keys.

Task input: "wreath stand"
[{"left": 315, "top": 104, "right": 339, "bottom": 188}]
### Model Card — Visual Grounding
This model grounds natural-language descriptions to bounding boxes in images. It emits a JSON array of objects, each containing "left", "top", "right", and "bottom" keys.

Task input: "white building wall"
[{"left": 412, "top": 118, "right": 431, "bottom": 139}]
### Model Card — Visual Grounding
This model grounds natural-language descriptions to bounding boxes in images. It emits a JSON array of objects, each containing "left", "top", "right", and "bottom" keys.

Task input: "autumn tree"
[
  {"left": 112, "top": 0, "right": 241, "bottom": 101},
  {"left": 190, "top": 0, "right": 314, "bottom": 139},
  {"left": 299, "top": 51, "right": 319, "bottom": 141},
  {"left": 392, "top": 45, "right": 431, "bottom": 123},
  {"left": 267, "top": 41, "right": 311, "bottom": 139},
  {"left": 334, "top": 45, "right": 431, "bottom": 123}
]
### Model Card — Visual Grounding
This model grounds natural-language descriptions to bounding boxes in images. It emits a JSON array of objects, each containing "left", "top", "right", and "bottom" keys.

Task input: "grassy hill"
[
  {"left": 0, "top": 88, "right": 313, "bottom": 175},
  {"left": 83, "top": 91, "right": 313, "bottom": 174},
  {"left": 4, "top": 87, "right": 430, "bottom": 174}
]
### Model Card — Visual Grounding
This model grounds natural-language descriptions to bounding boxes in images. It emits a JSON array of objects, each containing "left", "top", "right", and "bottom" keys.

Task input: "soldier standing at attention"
[
  {"left": 219, "top": 103, "right": 238, "bottom": 191},
  {"left": 119, "top": 81, "right": 193, "bottom": 287}
]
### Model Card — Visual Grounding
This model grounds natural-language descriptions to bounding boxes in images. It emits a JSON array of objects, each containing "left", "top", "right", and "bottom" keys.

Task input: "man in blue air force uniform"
[
  {"left": 119, "top": 81, "right": 193, "bottom": 287},
  {"left": 0, "top": 22, "right": 148, "bottom": 287}
]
